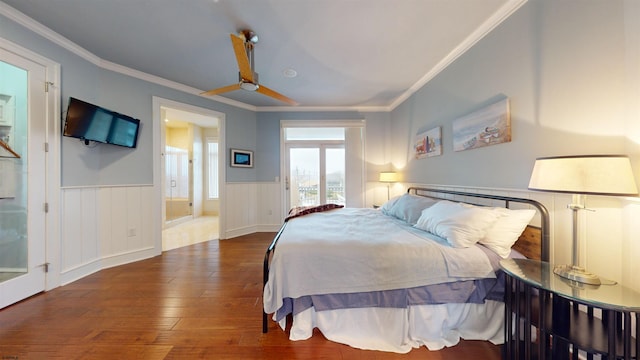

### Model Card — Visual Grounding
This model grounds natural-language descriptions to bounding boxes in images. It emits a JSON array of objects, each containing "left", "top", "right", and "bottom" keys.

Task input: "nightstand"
[{"left": 500, "top": 258, "right": 640, "bottom": 360}]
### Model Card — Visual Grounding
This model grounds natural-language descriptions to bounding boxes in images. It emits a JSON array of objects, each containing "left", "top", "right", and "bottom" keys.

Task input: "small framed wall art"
[
  {"left": 230, "top": 148, "right": 253, "bottom": 168},
  {"left": 452, "top": 98, "right": 511, "bottom": 152},
  {"left": 414, "top": 126, "right": 442, "bottom": 159}
]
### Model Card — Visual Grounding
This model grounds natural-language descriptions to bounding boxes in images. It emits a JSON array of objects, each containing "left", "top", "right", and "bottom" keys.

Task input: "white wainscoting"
[
  {"left": 59, "top": 182, "right": 639, "bottom": 295},
  {"left": 223, "top": 182, "right": 283, "bottom": 239},
  {"left": 60, "top": 185, "right": 156, "bottom": 285}
]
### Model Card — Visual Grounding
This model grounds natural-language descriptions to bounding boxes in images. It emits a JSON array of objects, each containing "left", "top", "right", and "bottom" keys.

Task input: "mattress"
[{"left": 263, "top": 207, "right": 511, "bottom": 352}]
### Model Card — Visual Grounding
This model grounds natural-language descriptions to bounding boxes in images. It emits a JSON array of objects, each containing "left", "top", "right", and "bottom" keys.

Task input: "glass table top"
[{"left": 500, "top": 258, "right": 640, "bottom": 312}]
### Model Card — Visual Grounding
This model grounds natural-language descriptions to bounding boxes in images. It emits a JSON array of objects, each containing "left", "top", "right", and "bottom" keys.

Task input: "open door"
[{"left": 0, "top": 49, "right": 48, "bottom": 309}]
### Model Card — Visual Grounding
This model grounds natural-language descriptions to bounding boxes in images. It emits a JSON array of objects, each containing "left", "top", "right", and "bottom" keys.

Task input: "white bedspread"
[
  {"left": 285, "top": 301, "right": 505, "bottom": 352},
  {"left": 264, "top": 208, "right": 495, "bottom": 314}
]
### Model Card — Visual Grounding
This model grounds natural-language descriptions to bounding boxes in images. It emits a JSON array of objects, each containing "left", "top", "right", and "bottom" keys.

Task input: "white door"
[{"left": 0, "top": 50, "right": 48, "bottom": 308}]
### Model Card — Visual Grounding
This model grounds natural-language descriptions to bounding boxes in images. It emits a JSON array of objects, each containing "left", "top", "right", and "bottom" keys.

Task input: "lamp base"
[{"left": 553, "top": 264, "right": 601, "bottom": 285}]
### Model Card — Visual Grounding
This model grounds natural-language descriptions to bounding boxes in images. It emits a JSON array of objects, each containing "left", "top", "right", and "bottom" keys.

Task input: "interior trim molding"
[
  {"left": 388, "top": 0, "right": 528, "bottom": 110},
  {"left": 0, "top": 0, "right": 527, "bottom": 113}
]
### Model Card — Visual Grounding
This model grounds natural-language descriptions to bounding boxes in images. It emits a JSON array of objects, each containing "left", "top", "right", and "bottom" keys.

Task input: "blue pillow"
[
  {"left": 379, "top": 195, "right": 401, "bottom": 213},
  {"left": 383, "top": 193, "right": 437, "bottom": 224}
]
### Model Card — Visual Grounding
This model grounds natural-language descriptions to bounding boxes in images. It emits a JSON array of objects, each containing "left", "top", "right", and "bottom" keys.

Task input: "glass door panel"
[
  {"left": 0, "top": 61, "right": 27, "bottom": 283},
  {"left": 325, "top": 148, "right": 345, "bottom": 205},
  {"left": 286, "top": 145, "right": 345, "bottom": 209},
  {"left": 289, "top": 148, "right": 319, "bottom": 208},
  {"left": 165, "top": 145, "right": 191, "bottom": 221},
  {"left": 164, "top": 123, "right": 192, "bottom": 223}
]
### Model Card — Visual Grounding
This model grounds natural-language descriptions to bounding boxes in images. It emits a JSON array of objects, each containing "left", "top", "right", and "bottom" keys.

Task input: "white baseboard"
[
  {"left": 256, "top": 224, "right": 282, "bottom": 232},
  {"left": 60, "top": 259, "right": 102, "bottom": 286},
  {"left": 59, "top": 247, "right": 158, "bottom": 286},
  {"left": 222, "top": 224, "right": 281, "bottom": 240}
]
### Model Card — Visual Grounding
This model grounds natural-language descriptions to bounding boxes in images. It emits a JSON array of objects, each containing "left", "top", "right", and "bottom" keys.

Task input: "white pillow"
[
  {"left": 479, "top": 208, "right": 536, "bottom": 258},
  {"left": 414, "top": 200, "right": 502, "bottom": 248},
  {"left": 384, "top": 193, "right": 438, "bottom": 224}
]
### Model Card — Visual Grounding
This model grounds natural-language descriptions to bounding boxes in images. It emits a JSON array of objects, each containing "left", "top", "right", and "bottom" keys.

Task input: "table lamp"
[
  {"left": 528, "top": 155, "right": 638, "bottom": 285},
  {"left": 379, "top": 171, "right": 398, "bottom": 200}
]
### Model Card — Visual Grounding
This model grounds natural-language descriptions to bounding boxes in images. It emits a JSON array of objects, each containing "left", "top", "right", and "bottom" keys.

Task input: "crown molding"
[
  {"left": 256, "top": 105, "right": 391, "bottom": 113},
  {"left": 100, "top": 60, "right": 256, "bottom": 111},
  {"left": 388, "top": 0, "right": 528, "bottom": 110},
  {"left": 1, "top": 0, "right": 527, "bottom": 114},
  {"left": 0, "top": 2, "right": 258, "bottom": 111},
  {"left": 0, "top": 2, "right": 101, "bottom": 65}
]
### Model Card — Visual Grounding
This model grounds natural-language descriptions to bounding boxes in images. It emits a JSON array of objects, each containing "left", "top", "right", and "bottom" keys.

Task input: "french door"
[
  {"left": 0, "top": 48, "right": 48, "bottom": 308},
  {"left": 281, "top": 121, "right": 365, "bottom": 214},
  {"left": 285, "top": 144, "right": 345, "bottom": 209}
]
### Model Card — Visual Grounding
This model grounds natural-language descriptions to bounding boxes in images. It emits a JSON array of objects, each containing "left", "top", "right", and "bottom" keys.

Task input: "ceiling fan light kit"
[
  {"left": 240, "top": 80, "right": 259, "bottom": 92},
  {"left": 201, "top": 29, "right": 298, "bottom": 105}
]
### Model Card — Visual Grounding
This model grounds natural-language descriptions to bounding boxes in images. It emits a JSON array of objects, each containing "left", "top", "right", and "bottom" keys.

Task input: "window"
[
  {"left": 207, "top": 139, "right": 219, "bottom": 199},
  {"left": 285, "top": 127, "right": 345, "bottom": 141}
]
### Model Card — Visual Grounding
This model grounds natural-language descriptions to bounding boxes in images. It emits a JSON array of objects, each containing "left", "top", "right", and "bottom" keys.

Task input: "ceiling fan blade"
[
  {"left": 256, "top": 85, "right": 298, "bottom": 106},
  {"left": 200, "top": 83, "right": 241, "bottom": 97},
  {"left": 230, "top": 33, "right": 254, "bottom": 82}
]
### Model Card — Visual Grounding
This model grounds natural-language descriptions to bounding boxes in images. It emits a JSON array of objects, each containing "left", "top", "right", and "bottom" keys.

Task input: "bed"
[{"left": 262, "top": 187, "right": 549, "bottom": 353}]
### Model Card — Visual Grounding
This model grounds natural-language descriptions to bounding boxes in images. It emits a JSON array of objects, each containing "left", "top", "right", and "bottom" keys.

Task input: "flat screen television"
[{"left": 63, "top": 97, "right": 140, "bottom": 148}]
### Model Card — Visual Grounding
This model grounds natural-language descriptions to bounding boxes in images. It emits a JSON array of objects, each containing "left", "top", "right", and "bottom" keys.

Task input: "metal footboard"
[{"left": 262, "top": 221, "right": 288, "bottom": 333}]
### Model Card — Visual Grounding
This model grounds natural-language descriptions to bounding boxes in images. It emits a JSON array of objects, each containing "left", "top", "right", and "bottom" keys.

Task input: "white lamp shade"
[
  {"left": 379, "top": 172, "right": 398, "bottom": 183},
  {"left": 528, "top": 155, "right": 638, "bottom": 196}
]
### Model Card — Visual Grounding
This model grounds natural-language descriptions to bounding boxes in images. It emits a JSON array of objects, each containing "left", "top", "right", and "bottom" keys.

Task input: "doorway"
[{"left": 159, "top": 103, "right": 223, "bottom": 251}]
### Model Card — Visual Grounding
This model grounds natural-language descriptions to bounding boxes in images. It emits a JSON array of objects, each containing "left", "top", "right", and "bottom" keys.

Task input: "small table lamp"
[
  {"left": 528, "top": 155, "right": 638, "bottom": 285},
  {"left": 379, "top": 171, "right": 398, "bottom": 201}
]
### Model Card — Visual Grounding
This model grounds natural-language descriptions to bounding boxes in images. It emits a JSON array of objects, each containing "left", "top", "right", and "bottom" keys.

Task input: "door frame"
[
  {"left": 0, "top": 37, "right": 61, "bottom": 294},
  {"left": 280, "top": 119, "right": 365, "bottom": 217},
  {"left": 152, "top": 97, "right": 226, "bottom": 246}
]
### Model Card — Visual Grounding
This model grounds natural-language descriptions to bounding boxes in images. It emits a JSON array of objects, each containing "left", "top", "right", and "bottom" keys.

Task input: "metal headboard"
[{"left": 407, "top": 187, "right": 550, "bottom": 262}]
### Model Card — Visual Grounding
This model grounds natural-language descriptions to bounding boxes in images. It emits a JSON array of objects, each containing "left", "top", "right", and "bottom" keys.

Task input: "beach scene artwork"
[
  {"left": 453, "top": 98, "right": 511, "bottom": 152},
  {"left": 415, "top": 126, "right": 442, "bottom": 159}
]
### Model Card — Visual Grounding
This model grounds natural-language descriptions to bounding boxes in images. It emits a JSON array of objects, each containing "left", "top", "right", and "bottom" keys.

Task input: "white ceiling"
[{"left": 1, "top": 0, "right": 525, "bottom": 110}]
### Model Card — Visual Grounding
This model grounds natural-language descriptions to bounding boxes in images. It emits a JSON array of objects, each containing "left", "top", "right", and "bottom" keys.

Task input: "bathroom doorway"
[{"left": 161, "top": 105, "right": 221, "bottom": 250}]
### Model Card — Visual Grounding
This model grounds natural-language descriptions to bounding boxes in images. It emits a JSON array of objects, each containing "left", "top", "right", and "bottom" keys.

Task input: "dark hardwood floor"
[{"left": 0, "top": 232, "right": 502, "bottom": 359}]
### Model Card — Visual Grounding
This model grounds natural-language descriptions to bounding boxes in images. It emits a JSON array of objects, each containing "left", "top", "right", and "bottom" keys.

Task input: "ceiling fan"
[{"left": 201, "top": 30, "right": 298, "bottom": 106}]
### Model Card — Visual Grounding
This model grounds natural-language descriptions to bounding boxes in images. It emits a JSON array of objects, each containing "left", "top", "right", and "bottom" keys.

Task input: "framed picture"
[
  {"left": 230, "top": 148, "right": 253, "bottom": 168},
  {"left": 453, "top": 98, "right": 511, "bottom": 152},
  {"left": 414, "top": 126, "right": 442, "bottom": 159}
]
